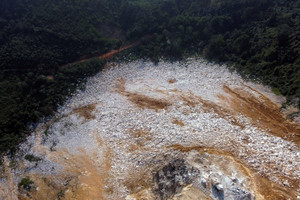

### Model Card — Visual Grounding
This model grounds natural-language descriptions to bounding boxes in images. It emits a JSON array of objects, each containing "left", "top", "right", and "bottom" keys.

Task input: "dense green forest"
[{"left": 0, "top": 0, "right": 299, "bottom": 153}]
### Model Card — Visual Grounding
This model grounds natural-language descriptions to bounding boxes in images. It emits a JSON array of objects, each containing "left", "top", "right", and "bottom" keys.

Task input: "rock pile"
[
  {"left": 152, "top": 159, "right": 193, "bottom": 199},
  {"left": 2, "top": 58, "right": 298, "bottom": 200},
  {"left": 149, "top": 150, "right": 255, "bottom": 200}
]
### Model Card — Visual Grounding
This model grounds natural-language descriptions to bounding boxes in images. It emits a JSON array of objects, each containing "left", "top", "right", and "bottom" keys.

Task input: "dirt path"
[{"left": 62, "top": 36, "right": 152, "bottom": 68}]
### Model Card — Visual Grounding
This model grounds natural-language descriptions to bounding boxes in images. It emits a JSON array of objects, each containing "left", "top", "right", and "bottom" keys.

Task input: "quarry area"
[{"left": 1, "top": 58, "right": 300, "bottom": 200}]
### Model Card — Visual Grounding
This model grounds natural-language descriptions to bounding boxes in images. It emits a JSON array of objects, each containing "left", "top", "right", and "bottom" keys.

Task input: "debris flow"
[{"left": 1, "top": 58, "right": 299, "bottom": 200}]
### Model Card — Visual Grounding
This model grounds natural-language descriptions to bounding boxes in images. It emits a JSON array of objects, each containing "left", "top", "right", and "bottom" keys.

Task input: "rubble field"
[{"left": 1, "top": 58, "right": 299, "bottom": 200}]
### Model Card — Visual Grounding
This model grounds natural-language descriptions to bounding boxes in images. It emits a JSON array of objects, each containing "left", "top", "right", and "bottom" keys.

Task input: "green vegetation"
[
  {"left": 57, "top": 189, "right": 66, "bottom": 199},
  {"left": 18, "top": 177, "right": 34, "bottom": 191},
  {"left": 24, "top": 154, "right": 42, "bottom": 162},
  {"left": 272, "top": 87, "right": 282, "bottom": 96},
  {"left": 0, "top": 0, "right": 299, "bottom": 153},
  {"left": 9, "top": 160, "right": 17, "bottom": 169}
]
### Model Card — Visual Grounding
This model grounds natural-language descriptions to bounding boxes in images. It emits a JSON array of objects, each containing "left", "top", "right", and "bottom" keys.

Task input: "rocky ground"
[{"left": 1, "top": 58, "right": 299, "bottom": 200}]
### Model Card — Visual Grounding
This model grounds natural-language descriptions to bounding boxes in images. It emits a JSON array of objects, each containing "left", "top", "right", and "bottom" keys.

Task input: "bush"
[
  {"left": 24, "top": 154, "right": 42, "bottom": 162},
  {"left": 18, "top": 177, "right": 34, "bottom": 191},
  {"left": 271, "top": 87, "right": 282, "bottom": 96}
]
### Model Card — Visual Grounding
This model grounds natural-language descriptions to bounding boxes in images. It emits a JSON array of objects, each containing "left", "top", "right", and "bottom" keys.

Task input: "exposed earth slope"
[{"left": 1, "top": 59, "right": 299, "bottom": 200}]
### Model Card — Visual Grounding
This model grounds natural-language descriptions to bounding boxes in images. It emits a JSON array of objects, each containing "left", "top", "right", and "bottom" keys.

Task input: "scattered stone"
[
  {"left": 4, "top": 58, "right": 299, "bottom": 200},
  {"left": 201, "top": 178, "right": 207, "bottom": 188},
  {"left": 215, "top": 183, "right": 223, "bottom": 191},
  {"left": 152, "top": 159, "right": 193, "bottom": 200}
]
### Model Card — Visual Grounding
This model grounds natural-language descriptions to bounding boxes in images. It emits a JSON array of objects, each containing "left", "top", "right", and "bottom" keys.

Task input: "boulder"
[{"left": 152, "top": 159, "right": 193, "bottom": 200}]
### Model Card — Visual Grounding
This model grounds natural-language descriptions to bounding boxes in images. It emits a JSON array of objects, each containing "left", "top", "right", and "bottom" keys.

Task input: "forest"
[{"left": 0, "top": 0, "right": 299, "bottom": 153}]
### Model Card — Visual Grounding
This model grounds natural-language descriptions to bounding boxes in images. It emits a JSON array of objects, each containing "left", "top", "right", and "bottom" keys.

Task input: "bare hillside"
[{"left": 1, "top": 58, "right": 299, "bottom": 200}]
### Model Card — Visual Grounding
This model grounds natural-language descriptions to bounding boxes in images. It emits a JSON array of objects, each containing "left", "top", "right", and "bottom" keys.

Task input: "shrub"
[
  {"left": 24, "top": 154, "right": 41, "bottom": 162},
  {"left": 18, "top": 177, "right": 34, "bottom": 191}
]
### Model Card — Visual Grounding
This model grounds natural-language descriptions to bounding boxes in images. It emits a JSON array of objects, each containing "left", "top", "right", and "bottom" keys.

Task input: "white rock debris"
[{"left": 3, "top": 58, "right": 299, "bottom": 199}]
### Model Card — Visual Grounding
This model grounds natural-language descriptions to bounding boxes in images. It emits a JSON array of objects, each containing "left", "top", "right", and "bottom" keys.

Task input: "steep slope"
[{"left": 0, "top": 59, "right": 299, "bottom": 200}]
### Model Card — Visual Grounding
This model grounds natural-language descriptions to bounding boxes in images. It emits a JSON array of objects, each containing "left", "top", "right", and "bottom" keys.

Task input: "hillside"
[
  {"left": 0, "top": 0, "right": 299, "bottom": 159},
  {"left": 0, "top": 0, "right": 300, "bottom": 197},
  {"left": 0, "top": 59, "right": 299, "bottom": 199}
]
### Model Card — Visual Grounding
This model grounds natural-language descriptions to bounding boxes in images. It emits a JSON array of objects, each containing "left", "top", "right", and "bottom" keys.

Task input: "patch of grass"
[
  {"left": 0, "top": 157, "right": 4, "bottom": 174},
  {"left": 25, "top": 154, "right": 42, "bottom": 162},
  {"left": 19, "top": 177, "right": 34, "bottom": 191},
  {"left": 271, "top": 87, "right": 282, "bottom": 96},
  {"left": 9, "top": 160, "right": 17, "bottom": 169}
]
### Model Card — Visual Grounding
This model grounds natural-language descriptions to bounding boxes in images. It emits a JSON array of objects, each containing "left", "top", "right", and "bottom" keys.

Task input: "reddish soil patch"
[
  {"left": 222, "top": 85, "right": 300, "bottom": 145},
  {"left": 73, "top": 104, "right": 97, "bottom": 120},
  {"left": 168, "top": 78, "right": 177, "bottom": 84},
  {"left": 60, "top": 149, "right": 112, "bottom": 200},
  {"left": 128, "top": 93, "right": 170, "bottom": 110},
  {"left": 63, "top": 42, "right": 139, "bottom": 67},
  {"left": 116, "top": 78, "right": 171, "bottom": 111},
  {"left": 61, "top": 35, "right": 152, "bottom": 68},
  {"left": 172, "top": 119, "right": 185, "bottom": 126},
  {"left": 99, "top": 41, "right": 140, "bottom": 60}
]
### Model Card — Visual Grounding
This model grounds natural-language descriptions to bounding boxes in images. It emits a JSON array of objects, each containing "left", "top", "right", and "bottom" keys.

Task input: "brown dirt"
[
  {"left": 128, "top": 94, "right": 170, "bottom": 110},
  {"left": 28, "top": 142, "right": 113, "bottom": 200},
  {"left": 73, "top": 104, "right": 97, "bottom": 120},
  {"left": 222, "top": 85, "right": 300, "bottom": 145},
  {"left": 26, "top": 175, "right": 68, "bottom": 200},
  {"left": 167, "top": 144, "right": 299, "bottom": 200},
  {"left": 124, "top": 167, "right": 152, "bottom": 194},
  {"left": 60, "top": 147, "right": 112, "bottom": 200},
  {"left": 254, "top": 174, "right": 298, "bottom": 200},
  {"left": 99, "top": 41, "right": 140, "bottom": 60},
  {"left": 62, "top": 42, "right": 139, "bottom": 67},
  {"left": 61, "top": 36, "right": 152, "bottom": 68},
  {"left": 116, "top": 78, "right": 171, "bottom": 111},
  {"left": 168, "top": 78, "right": 177, "bottom": 84},
  {"left": 172, "top": 119, "right": 185, "bottom": 126}
]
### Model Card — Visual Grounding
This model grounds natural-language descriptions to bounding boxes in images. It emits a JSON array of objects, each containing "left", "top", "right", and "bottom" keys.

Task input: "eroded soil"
[{"left": 1, "top": 59, "right": 299, "bottom": 200}]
